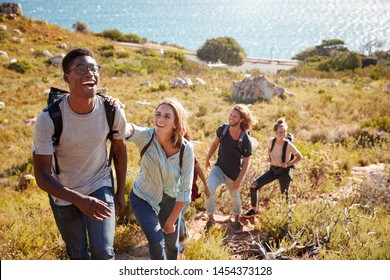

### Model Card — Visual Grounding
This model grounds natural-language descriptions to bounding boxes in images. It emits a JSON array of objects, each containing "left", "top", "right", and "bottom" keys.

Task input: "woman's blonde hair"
[
  {"left": 156, "top": 97, "right": 190, "bottom": 148},
  {"left": 273, "top": 117, "right": 288, "bottom": 131},
  {"left": 232, "top": 104, "right": 255, "bottom": 132}
]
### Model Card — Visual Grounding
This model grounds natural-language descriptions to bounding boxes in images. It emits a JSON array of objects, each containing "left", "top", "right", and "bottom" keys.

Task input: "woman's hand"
[
  {"left": 162, "top": 222, "right": 176, "bottom": 234},
  {"left": 105, "top": 95, "right": 125, "bottom": 109}
]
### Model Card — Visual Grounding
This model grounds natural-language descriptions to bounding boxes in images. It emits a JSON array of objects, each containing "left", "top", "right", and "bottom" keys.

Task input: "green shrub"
[
  {"left": 361, "top": 115, "right": 390, "bottom": 132},
  {"left": 0, "top": 31, "right": 7, "bottom": 41},
  {"left": 158, "top": 81, "right": 169, "bottom": 91},
  {"left": 98, "top": 45, "right": 115, "bottom": 51},
  {"left": 197, "top": 36, "right": 247, "bottom": 66},
  {"left": 115, "top": 61, "right": 147, "bottom": 76},
  {"left": 120, "top": 33, "right": 141, "bottom": 43},
  {"left": 7, "top": 60, "right": 31, "bottom": 73},
  {"left": 96, "top": 29, "right": 124, "bottom": 41},
  {"left": 164, "top": 50, "right": 186, "bottom": 64},
  {"left": 116, "top": 51, "right": 131, "bottom": 58},
  {"left": 184, "top": 227, "right": 230, "bottom": 260}
]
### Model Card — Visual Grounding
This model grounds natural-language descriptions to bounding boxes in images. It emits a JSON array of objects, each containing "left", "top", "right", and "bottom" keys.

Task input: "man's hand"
[
  {"left": 232, "top": 180, "right": 241, "bottom": 191},
  {"left": 75, "top": 195, "right": 113, "bottom": 221}
]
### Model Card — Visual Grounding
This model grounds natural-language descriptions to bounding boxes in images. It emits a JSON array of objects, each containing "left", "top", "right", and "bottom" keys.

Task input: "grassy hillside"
[{"left": 0, "top": 16, "right": 389, "bottom": 260}]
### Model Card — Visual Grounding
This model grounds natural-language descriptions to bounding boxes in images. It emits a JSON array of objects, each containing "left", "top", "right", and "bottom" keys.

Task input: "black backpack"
[
  {"left": 270, "top": 133, "right": 295, "bottom": 168},
  {"left": 43, "top": 87, "right": 118, "bottom": 180},
  {"left": 139, "top": 129, "right": 187, "bottom": 170},
  {"left": 220, "top": 124, "right": 249, "bottom": 154}
]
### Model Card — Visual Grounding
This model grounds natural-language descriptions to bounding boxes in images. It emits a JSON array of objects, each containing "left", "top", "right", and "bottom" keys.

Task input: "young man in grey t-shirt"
[{"left": 32, "top": 48, "right": 127, "bottom": 260}]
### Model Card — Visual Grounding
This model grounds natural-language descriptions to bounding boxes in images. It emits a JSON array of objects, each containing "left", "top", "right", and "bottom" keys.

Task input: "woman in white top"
[
  {"left": 244, "top": 117, "right": 302, "bottom": 217},
  {"left": 126, "top": 97, "right": 194, "bottom": 260}
]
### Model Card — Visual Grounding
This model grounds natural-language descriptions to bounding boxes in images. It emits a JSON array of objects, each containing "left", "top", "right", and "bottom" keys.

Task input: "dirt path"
[{"left": 116, "top": 163, "right": 388, "bottom": 260}]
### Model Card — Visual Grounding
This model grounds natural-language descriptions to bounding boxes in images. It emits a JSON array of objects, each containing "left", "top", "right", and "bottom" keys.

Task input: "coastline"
[{"left": 116, "top": 42, "right": 300, "bottom": 73}]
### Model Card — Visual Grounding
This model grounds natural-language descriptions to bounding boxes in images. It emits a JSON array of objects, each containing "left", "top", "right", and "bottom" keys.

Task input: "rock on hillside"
[{"left": 232, "top": 75, "right": 290, "bottom": 101}]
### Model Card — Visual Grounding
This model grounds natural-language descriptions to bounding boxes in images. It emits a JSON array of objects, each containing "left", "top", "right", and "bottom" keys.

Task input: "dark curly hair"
[{"left": 62, "top": 48, "right": 95, "bottom": 74}]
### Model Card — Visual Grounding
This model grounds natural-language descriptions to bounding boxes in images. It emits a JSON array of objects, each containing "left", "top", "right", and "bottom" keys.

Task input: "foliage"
[
  {"left": 197, "top": 37, "right": 247, "bottom": 66},
  {"left": 7, "top": 59, "right": 31, "bottom": 73},
  {"left": 293, "top": 39, "right": 348, "bottom": 60},
  {"left": 0, "top": 15, "right": 390, "bottom": 260},
  {"left": 361, "top": 114, "right": 390, "bottom": 132},
  {"left": 163, "top": 49, "right": 186, "bottom": 64},
  {"left": 95, "top": 29, "right": 141, "bottom": 43},
  {"left": 183, "top": 227, "right": 230, "bottom": 260},
  {"left": 72, "top": 20, "right": 90, "bottom": 34}
]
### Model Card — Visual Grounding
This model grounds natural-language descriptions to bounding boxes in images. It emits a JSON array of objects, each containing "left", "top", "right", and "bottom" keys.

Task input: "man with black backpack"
[
  {"left": 32, "top": 48, "right": 128, "bottom": 260},
  {"left": 205, "top": 104, "right": 254, "bottom": 233},
  {"left": 243, "top": 117, "right": 302, "bottom": 217}
]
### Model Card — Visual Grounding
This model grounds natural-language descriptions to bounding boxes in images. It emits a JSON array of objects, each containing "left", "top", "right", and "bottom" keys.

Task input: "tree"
[
  {"left": 197, "top": 37, "right": 246, "bottom": 66},
  {"left": 362, "top": 39, "right": 385, "bottom": 56},
  {"left": 72, "top": 21, "right": 90, "bottom": 34},
  {"left": 293, "top": 38, "right": 348, "bottom": 60},
  {"left": 341, "top": 52, "right": 362, "bottom": 71}
]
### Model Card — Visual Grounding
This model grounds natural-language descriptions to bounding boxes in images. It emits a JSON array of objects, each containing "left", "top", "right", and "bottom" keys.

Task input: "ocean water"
[{"left": 15, "top": 0, "right": 390, "bottom": 60}]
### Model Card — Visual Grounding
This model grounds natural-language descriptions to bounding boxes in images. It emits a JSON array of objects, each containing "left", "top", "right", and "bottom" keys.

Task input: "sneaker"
[
  {"left": 204, "top": 220, "right": 216, "bottom": 232},
  {"left": 243, "top": 209, "right": 259, "bottom": 217},
  {"left": 232, "top": 221, "right": 243, "bottom": 233}
]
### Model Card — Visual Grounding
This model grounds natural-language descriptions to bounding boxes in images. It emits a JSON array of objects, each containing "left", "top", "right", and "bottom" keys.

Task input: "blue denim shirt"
[{"left": 126, "top": 124, "right": 194, "bottom": 214}]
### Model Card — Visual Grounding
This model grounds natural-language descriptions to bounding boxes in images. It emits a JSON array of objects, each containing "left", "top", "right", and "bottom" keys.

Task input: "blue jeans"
[
  {"left": 205, "top": 165, "right": 242, "bottom": 216},
  {"left": 49, "top": 186, "right": 115, "bottom": 260},
  {"left": 250, "top": 168, "right": 292, "bottom": 207},
  {"left": 130, "top": 190, "right": 181, "bottom": 260},
  {"left": 179, "top": 202, "right": 190, "bottom": 239}
]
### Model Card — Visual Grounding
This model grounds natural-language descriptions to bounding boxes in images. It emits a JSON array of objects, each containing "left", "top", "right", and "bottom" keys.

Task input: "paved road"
[{"left": 116, "top": 42, "right": 300, "bottom": 73}]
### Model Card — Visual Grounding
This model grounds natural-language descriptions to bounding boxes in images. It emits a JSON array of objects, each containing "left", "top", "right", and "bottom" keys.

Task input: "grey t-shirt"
[{"left": 32, "top": 95, "right": 127, "bottom": 206}]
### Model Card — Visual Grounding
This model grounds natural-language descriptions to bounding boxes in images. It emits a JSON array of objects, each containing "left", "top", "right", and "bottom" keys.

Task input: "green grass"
[{"left": 0, "top": 16, "right": 390, "bottom": 260}]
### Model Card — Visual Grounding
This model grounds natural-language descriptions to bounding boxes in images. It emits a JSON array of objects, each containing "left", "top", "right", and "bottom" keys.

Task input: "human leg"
[
  {"left": 179, "top": 202, "right": 190, "bottom": 241},
  {"left": 278, "top": 171, "right": 292, "bottom": 200},
  {"left": 224, "top": 177, "right": 241, "bottom": 220},
  {"left": 130, "top": 190, "right": 165, "bottom": 260},
  {"left": 158, "top": 194, "right": 180, "bottom": 260},
  {"left": 205, "top": 166, "right": 224, "bottom": 221},
  {"left": 49, "top": 195, "right": 90, "bottom": 260},
  {"left": 85, "top": 186, "right": 115, "bottom": 260},
  {"left": 249, "top": 169, "right": 277, "bottom": 210}
]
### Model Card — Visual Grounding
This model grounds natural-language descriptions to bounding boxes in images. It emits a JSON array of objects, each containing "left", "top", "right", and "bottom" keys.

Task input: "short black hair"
[{"left": 62, "top": 48, "right": 95, "bottom": 73}]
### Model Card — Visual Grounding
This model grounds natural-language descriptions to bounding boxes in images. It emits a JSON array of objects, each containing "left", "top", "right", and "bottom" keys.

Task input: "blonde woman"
[
  {"left": 126, "top": 97, "right": 194, "bottom": 260},
  {"left": 244, "top": 117, "right": 302, "bottom": 217}
]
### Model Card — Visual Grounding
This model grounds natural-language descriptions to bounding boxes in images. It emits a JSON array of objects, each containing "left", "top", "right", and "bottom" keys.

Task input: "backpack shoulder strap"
[
  {"left": 98, "top": 95, "right": 118, "bottom": 166},
  {"left": 179, "top": 139, "right": 187, "bottom": 169},
  {"left": 237, "top": 130, "right": 247, "bottom": 153},
  {"left": 100, "top": 95, "right": 116, "bottom": 138},
  {"left": 140, "top": 130, "right": 155, "bottom": 160},
  {"left": 282, "top": 140, "right": 288, "bottom": 163},
  {"left": 95, "top": 94, "right": 118, "bottom": 190},
  {"left": 270, "top": 137, "right": 277, "bottom": 152},
  {"left": 44, "top": 99, "right": 63, "bottom": 174},
  {"left": 220, "top": 124, "right": 229, "bottom": 140}
]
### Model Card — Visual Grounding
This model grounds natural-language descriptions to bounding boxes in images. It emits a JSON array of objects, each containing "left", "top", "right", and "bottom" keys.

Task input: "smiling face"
[
  {"left": 228, "top": 108, "right": 243, "bottom": 128},
  {"left": 63, "top": 55, "right": 99, "bottom": 99},
  {"left": 275, "top": 125, "right": 287, "bottom": 140},
  {"left": 154, "top": 103, "right": 176, "bottom": 135}
]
